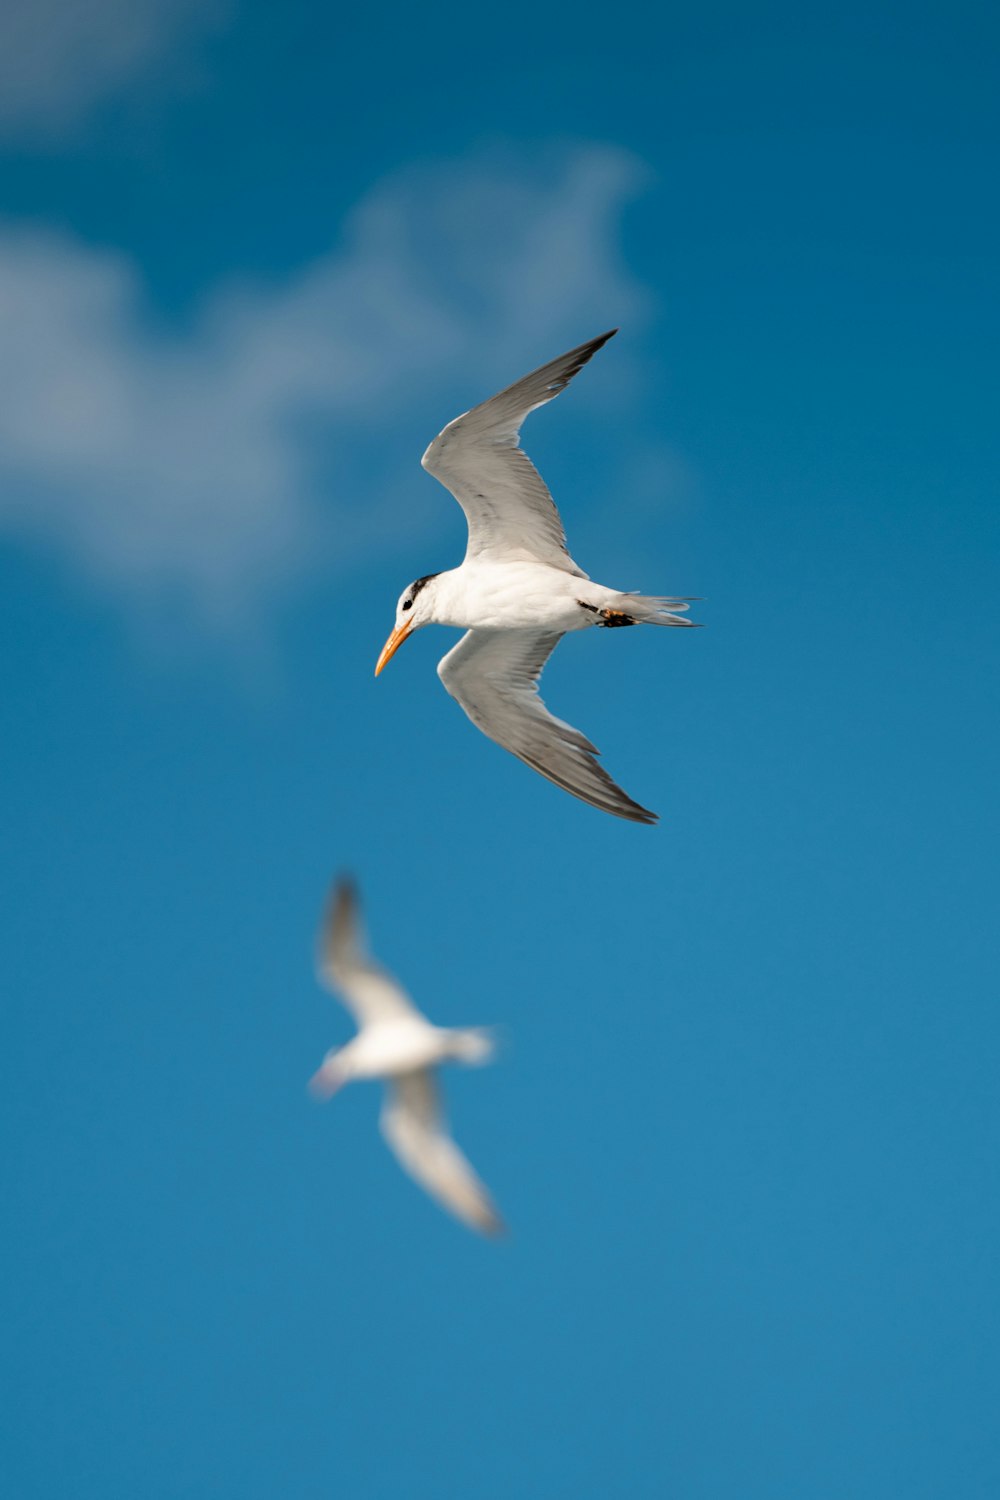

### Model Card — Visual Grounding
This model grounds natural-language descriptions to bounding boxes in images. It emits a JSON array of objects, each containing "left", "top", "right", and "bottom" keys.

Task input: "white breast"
[
  {"left": 348, "top": 1019, "right": 446, "bottom": 1078},
  {"left": 433, "top": 560, "right": 592, "bottom": 633}
]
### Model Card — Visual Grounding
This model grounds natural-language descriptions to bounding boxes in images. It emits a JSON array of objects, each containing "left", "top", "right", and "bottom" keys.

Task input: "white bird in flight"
[
  {"left": 309, "top": 878, "right": 503, "bottom": 1237},
  {"left": 375, "top": 328, "right": 697, "bottom": 824}
]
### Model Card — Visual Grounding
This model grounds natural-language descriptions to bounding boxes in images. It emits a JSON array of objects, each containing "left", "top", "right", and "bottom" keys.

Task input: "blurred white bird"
[
  {"left": 309, "top": 878, "right": 503, "bottom": 1237},
  {"left": 375, "top": 329, "right": 698, "bottom": 824}
]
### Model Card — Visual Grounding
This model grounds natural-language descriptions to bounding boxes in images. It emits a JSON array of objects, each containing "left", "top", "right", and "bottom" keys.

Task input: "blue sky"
[{"left": 2, "top": 2, "right": 998, "bottom": 1495}]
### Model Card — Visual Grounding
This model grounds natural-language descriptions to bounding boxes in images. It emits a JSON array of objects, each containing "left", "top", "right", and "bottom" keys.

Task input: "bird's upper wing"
[
  {"left": 317, "top": 878, "right": 421, "bottom": 1028},
  {"left": 381, "top": 1070, "right": 503, "bottom": 1237},
  {"left": 420, "top": 330, "right": 617, "bottom": 573},
  {"left": 437, "top": 629, "right": 657, "bottom": 824}
]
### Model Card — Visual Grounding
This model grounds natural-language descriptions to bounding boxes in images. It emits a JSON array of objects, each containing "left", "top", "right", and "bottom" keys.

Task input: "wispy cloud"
[
  {"left": 0, "top": 0, "right": 222, "bottom": 138},
  {"left": 0, "top": 143, "right": 655, "bottom": 625}
]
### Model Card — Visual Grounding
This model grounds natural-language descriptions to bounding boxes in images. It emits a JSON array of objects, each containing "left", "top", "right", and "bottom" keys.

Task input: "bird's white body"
[
  {"left": 375, "top": 329, "right": 697, "bottom": 824},
  {"left": 322, "top": 1015, "right": 489, "bottom": 1081},
  {"left": 310, "top": 880, "right": 502, "bottom": 1237},
  {"left": 330, "top": 1018, "right": 448, "bottom": 1079},
  {"left": 418, "top": 561, "right": 623, "bottom": 635}
]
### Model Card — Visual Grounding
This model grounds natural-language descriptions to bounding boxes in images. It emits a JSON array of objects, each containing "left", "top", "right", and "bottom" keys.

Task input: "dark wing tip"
[
  {"left": 330, "top": 873, "right": 358, "bottom": 919},
  {"left": 320, "top": 875, "right": 361, "bottom": 973},
  {"left": 610, "top": 798, "right": 658, "bottom": 826},
  {"left": 564, "top": 327, "right": 618, "bottom": 376},
  {"left": 480, "top": 1209, "right": 508, "bottom": 1240},
  {"left": 585, "top": 327, "right": 618, "bottom": 354},
  {"left": 531, "top": 328, "right": 619, "bottom": 406}
]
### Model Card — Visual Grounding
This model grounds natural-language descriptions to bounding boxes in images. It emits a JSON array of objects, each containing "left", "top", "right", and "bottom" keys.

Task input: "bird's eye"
[{"left": 402, "top": 599, "right": 413, "bottom": 611}]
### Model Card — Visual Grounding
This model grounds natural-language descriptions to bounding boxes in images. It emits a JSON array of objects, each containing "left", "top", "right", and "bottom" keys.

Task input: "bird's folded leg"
[{"left": 309, "top": 1063, "right": 345, "bottom": 1099}]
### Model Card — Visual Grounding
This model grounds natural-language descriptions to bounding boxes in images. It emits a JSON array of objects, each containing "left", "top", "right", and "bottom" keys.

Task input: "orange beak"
[{"left": 374, "top": 618, "right": 414, "bottom": 676}]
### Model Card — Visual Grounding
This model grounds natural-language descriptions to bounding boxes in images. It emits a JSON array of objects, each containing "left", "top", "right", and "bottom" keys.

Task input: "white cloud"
[
  {"left": 0, "top": 0, "right": 219, "bottom": 137},
  {"left": 0, "top": 144, "right": 655, "bottom": 625}
]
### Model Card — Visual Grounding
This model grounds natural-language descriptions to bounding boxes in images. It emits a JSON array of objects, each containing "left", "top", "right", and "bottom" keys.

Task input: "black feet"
[{"left": 576, "top": 601, "right": 637, "bottom": 626}]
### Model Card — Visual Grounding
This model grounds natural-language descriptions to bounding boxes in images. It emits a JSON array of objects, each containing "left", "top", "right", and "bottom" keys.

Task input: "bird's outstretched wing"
[
  {"left": 437, "top": 629, "right": 657, "bottom": 824},
  {"left": 317, "top": 879, "right": 421, "bottom": 1027},
  {"left": 381, "top": 1070, "right": 503, "bottom": 1237},
  {"left": 420, "top": 330, "right": 616, "bottom": 573}
]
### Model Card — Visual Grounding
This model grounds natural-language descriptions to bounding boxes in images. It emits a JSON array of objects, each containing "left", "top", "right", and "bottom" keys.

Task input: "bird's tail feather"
[
  {"left": 615, "top": 593, "right": 701, "bottom": 627},
  {"left": 450, "top": 1027, "right": 499, "bottom": 1066}
]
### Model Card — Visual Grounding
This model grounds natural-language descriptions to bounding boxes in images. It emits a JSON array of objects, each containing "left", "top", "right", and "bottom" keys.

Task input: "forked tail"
[
  {"left": 450, "top": 1027, "right": 499, "bottom": 1065},
  {"left": 612, "top": 593, "right": 700, "bottom": 627}
]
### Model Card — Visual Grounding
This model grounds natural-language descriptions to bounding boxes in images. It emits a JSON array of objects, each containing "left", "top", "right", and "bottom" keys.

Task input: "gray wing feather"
[
  {"left": 317, "top": 879, "right": 420, "bottom": 1027},
  {"left": 421, "top": 330, "right": 616, "bottom": 572},
  {"left": 437, "top": 630, "right": 657, "bottom": 824},
  {"left": 381, "top": 1071, "right": 503, "bottom": 1237}
]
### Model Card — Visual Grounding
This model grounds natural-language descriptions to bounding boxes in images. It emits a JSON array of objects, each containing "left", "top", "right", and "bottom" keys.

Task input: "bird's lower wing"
[
  {"left": 317, "top": 878, "right": 421, "bottom": 1027},
  {"left": 381, "top": 1071, "right": 503, "bottom": 1237},
  {"left": 437, "top": 630, "right": 658, "bottom": 824},
  {"left": 420, "top": 331, "right": 616, "bottom": 573}
]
